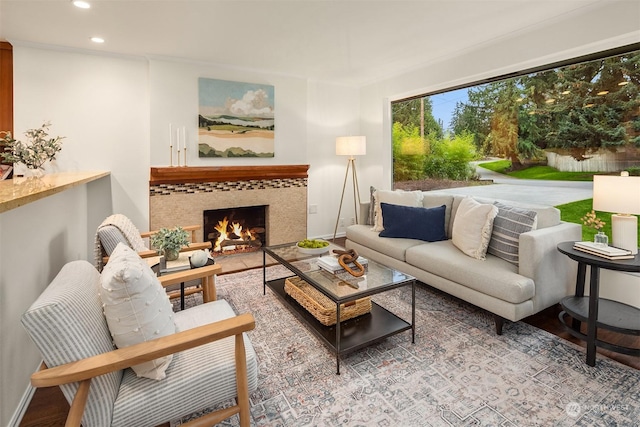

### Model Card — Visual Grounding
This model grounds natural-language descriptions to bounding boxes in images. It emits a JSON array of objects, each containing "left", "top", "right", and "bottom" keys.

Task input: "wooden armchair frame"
[
  {"left": 159, "top": 263, "right": 221, "bottom": 302},
  {"left": 31, "top": 313, "right": 256, "bottom": 427},
  {"left": 102, "top": 224, "right": 212, "bottom": 263}
]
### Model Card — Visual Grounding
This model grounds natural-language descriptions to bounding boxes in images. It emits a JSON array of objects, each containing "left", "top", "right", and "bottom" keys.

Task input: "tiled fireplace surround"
[{"left": 149, "top": 165, "right": 309, "bottom": 247}]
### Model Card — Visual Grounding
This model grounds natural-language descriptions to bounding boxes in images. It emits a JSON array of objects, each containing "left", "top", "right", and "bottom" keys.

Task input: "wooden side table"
[{"left": 557, "top": 241, "right": 640, "bottom": 366}]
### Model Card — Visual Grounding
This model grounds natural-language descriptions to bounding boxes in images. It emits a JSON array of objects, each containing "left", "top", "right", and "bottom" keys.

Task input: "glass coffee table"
[{"left": 263, "top": 242, "right": 415, "bottom": 374}]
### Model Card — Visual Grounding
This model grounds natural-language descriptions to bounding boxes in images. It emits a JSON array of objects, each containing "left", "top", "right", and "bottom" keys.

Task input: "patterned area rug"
[{"left": 171, "top": 266, "right": 640, "bottom": 426}]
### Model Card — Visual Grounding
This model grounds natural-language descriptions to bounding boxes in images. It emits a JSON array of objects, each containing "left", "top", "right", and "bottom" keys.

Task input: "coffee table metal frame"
[{"left": 262, "top": 243, "right": 415, "bottom": 374}]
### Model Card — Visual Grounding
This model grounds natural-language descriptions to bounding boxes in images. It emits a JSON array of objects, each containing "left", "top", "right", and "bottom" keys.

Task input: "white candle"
[
  {"left": 176, "top": 128, "right": 180, "bottom": 151},
  {"left": 169, "top": 123, "right": 173, "bottom": 147},
  {"left": 182, "top": 127, "right": 186, "bottom": 150}
]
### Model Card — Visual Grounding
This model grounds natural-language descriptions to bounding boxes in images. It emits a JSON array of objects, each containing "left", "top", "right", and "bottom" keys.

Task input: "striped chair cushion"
[
  {"left": 21, "top": 260, "right": 122, "bottom": 427},
  {"left": 487, "top": 202, "right": 538, "bottom": 265},
  {"left": 110, "top": 300, "right": 259, "bottom": 427}
]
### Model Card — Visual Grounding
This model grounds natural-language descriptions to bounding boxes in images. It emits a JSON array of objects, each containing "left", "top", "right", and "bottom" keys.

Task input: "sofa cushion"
[
  {"left": 487, "top": 202, "right": 538, "bottom": 265},
  {"left": 346, "top": 224, "right": 423, "bottom": 262},
  {"left": 373, "top": 189, "right": 424, "bottom": 232},
  {"left": 470, "top": 196, "right": 560, "bottom": 229},
  {"left": 451, "top": 197, "right": 499, "bottom": 260},
  {"left": 422, "top": 194, "right": 455, "bottom": 238},
  {"left": 406, "top": 241, "right": 535, "bottom": 304},
  {"left": 100, "top": 243, "right": 176, "bottom": 380},
  {"left": 379, "top": 203, "right": 446, "bottom": 242},
  {"left": 367, "top": 186, "right": 377, "bottom": 226}
]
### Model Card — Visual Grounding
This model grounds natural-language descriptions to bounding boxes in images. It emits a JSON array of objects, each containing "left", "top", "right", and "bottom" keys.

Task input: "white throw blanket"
[{"left": 95, "top": 214, "right": 148, "bottom": 271}]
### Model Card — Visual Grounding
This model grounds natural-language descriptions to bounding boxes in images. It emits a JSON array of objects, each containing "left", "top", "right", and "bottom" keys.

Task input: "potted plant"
[
  {"left": 1, "top": 122, "right": 65, "bottom": 176},
  {"left": 150, "top": 226, "right": 190, "bottom": 261}
]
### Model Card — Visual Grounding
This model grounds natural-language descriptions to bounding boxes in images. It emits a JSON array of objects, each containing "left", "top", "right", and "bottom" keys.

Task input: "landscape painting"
[{"left": 198, "top": 77, "right": 275, "bottom": 158}]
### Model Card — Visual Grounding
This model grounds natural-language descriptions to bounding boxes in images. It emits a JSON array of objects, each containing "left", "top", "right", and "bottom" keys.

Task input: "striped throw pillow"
[{"left": 487, "top": 202, "right": 538, "bottom": 265}]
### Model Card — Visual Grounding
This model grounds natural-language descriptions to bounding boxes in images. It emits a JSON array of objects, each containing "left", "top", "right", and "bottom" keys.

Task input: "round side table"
[{"left": 557, "top": 241, "right": 640, "bottom": 367}]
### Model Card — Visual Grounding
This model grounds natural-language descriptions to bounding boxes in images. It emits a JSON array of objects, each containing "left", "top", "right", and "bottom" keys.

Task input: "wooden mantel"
[{"left": 149, "top": 165, "right": 309, "bottom": 185}]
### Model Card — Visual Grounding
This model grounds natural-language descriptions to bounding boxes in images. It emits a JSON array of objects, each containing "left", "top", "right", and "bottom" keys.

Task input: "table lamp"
[
  {"left": 333, "top": 136, "right": 366, "bottom": 241},
  {"left": 592, "top": 171, "right": 640, "bottom": 254}
]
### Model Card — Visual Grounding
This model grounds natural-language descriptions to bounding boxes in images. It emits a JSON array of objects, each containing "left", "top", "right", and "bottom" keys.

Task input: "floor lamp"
[
  {"left": 333, "top": 136, "right": 366, "bottom": 241},
  {"left": 593, "top": 171, "right": 640, "bottom": 254}
]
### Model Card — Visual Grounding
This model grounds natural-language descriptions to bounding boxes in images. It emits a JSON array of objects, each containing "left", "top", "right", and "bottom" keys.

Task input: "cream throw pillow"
[
  {"left": 452, "top": 197, "right": 499, "bottom": 260},
  {"left": 372, "top": 189, "right": 424, "bottom": 232},
  {"left": 100, "top": 243, "right": 176, "bottom": 380}
]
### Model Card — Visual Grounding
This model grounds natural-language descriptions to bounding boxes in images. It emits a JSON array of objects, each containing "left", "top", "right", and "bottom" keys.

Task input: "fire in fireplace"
[{"left": 203, "top": 206, "right": 267, "bottom": 256}]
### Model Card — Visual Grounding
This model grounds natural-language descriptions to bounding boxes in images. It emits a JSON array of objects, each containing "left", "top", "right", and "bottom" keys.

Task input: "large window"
[{"left": 391, "top": 44, "right": 640, "bottom": 187}]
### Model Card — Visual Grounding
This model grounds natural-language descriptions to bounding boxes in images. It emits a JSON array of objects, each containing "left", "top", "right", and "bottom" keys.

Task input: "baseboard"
[{"left": 7, "top": 360, "right": 40, "bottom": 427}]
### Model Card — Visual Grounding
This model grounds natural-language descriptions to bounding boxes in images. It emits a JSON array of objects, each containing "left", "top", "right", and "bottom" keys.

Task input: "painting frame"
[{"left": 198, "top": 77, "right": 275, "bottom": 158}]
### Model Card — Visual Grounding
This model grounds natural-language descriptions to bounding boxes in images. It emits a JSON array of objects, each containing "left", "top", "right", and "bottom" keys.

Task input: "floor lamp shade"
[
  {"left": 336, "top": 136, "right": 366, "bottom": 157},
  {"left": 592, "top": 173, "right": 640, "bottom": 254},
  {"left": 333, "top": 136, "right": 366, "bottom": 240}
]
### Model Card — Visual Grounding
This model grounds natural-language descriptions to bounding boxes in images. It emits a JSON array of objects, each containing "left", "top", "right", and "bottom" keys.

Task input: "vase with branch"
[
  {"left": 581, "top": 210, "right": 608, "bottom": 247},
  {"left": 1, "top": 122, "right": 65, "bottom": 177}
]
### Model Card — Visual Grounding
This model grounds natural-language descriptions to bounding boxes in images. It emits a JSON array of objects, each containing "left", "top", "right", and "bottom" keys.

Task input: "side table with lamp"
[{"left": 556, "top": 171, "right": 640, "bottom": 366}]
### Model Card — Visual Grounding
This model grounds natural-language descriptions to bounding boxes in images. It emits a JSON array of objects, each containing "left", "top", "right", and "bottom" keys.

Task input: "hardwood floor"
[{"left": 18, "top": 240, "right": 639, "bottom": 426}]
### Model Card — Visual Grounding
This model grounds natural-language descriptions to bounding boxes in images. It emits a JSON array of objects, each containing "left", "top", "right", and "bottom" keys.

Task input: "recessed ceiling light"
[
  {"left": 91, "top": 37, "right": 105, "bottom": 44},
  {"left": 73, "top": 1, "right": 91, "bottom": 9}
]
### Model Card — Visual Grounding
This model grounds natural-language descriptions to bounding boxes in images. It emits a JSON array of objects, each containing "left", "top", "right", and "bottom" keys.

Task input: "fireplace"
[
  {"left": 204, "top": 205, "right": 266, "bottom": 256},
  {"left": 149, "top": 165, "right": 309, "bottom": 250}
]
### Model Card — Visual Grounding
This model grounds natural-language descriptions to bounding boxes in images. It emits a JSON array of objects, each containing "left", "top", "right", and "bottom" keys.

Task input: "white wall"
[
  {"left": 306, "top": 81, "right": 361, "bottom": 238},
  {"left": 1, "top": 45, "right": 148, "bottom": 426},
  {"left": 12, "top": 45, "right": 150, "bottom": 230},
  {"left": 149, "top": 59, "right": 309, "bottom": 167},
  {"left": 0, "top": 179, "right": 112, "bottom": 426}
]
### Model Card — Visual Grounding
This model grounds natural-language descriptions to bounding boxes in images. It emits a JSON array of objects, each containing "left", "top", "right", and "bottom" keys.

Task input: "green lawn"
[
  {"left": 479, "top": 161, "right": 596, "bottom": 181},
  {"left": 480, "top": 160, "right": 640, "bottom": 241}
]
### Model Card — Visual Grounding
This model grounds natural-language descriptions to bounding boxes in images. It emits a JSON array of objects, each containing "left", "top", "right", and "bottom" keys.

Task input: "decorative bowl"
[{"left": 296, "top": 240, "right": 330, "bottom": 255}]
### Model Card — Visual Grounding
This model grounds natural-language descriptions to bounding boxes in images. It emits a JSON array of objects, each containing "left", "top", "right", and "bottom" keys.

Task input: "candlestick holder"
[
  {"left": 177, "top": 150, "right": 181, "bottom": 167},
  {"left": 183, "top": 147, "right": 187, "bottom": 167},
  {"left": 169, "top": 145, "right": 174, "bottom": 167}
]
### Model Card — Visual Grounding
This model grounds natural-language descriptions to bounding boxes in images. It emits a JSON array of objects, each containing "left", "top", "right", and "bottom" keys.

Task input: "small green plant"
[
  {"left": 1, "top": 122, "right": 65, "bottom": 170},
  {"left": 150, "top": 226, "right": 189, "bottom": 260}
]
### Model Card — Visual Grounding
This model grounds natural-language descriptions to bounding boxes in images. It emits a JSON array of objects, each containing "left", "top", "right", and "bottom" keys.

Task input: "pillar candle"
[{"left": 169, "top": 123, "right": 173, "bottom": 147}]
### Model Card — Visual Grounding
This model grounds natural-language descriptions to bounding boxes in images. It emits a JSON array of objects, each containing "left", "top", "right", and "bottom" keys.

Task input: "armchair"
[
  {"left": 95, "top": 213, "right": 211, "bottom": 270},
  {"left": 21, "top": 260, "right": 258, "bottom": 427}
]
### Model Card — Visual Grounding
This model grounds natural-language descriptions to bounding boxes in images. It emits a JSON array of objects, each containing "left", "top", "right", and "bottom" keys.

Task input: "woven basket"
[{"left": 284, "top": 276, "right": 371, "bottom": 326}]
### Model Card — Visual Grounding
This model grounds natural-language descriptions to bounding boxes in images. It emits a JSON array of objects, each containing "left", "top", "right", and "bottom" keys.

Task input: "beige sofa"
[{"left": 345, "top": 191, "right": 582, "bottom": 334}]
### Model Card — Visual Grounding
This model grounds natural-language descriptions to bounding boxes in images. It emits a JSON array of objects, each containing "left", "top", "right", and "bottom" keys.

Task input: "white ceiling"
[{"left": 0, "top": 0, "right": 620, "bottom": 86}]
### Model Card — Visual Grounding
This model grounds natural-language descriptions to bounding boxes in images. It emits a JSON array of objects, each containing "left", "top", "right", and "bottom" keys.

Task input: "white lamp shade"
[
  {"left": 336, "top": 136, "right": 366, "bottom": 156},
  {"left": 592, "top": 174, "right": 640, "bottom": 215},
  {"left": 593, "top": 173, "right": 640, "bottom": 253}
]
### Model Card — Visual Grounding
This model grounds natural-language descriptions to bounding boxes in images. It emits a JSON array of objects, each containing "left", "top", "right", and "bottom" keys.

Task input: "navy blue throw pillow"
[{"left": 379, "top": 203, "right": 446, "bottom": 241}]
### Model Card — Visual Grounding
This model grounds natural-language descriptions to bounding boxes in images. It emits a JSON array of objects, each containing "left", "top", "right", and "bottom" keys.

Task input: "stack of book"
[
  {"left": 317, "top": 255, "right": 368, "bottom": 274},
  {"left": 573, "top": 241, "right": 634, "bottom": 260}
]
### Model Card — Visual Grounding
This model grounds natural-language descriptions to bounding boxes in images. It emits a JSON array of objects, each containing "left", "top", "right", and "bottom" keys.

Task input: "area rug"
[{"left": 171, "top": 266, "right": 640, "bottom": 426}]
